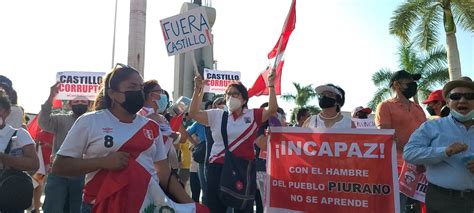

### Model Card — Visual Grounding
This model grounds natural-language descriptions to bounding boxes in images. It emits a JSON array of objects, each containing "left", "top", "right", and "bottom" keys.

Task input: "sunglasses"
[
  {"left": 108, "top": 63, "right": 131, "bottom": 89},
  {"left": 448, "top": 93, "right": 474, "bottom": 101}
]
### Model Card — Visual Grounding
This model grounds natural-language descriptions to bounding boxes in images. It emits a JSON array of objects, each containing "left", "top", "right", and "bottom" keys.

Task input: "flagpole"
[
  {"left": 270, "top": 34, "right": 284, "bottom": 77},
  {"left": 111, "top": 0, "right": 118, "bottom": 68}
]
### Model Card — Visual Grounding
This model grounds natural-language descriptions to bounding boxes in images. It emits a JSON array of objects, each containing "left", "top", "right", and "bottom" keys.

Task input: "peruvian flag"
[
  {"left": 169, "top": 113, "right": 184, "bottom": 132},
  {"left": 248, "top": 0, "right": 296, "bottom": 98},
  {"left": 27, "top": 115, "right": 54, "bottom": 174},
  {"left": 84, "top": 120, "right": 205, "bottom": 213}
]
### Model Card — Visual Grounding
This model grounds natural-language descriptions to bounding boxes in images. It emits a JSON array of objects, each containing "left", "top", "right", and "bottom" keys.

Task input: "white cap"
[{"left": 315, "top": 85, "right": 342, "bottom": 97}]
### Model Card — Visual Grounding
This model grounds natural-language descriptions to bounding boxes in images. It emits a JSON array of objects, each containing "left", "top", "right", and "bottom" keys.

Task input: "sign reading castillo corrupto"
[
  {"left": 56, "top": 71, "right": 105, "bottom": 101},
  {"left": 203, "top": 68, "right": 241, "bottom": 94},
  {"left": 160, "top": 7, "right": 212, "bottom": 56}
]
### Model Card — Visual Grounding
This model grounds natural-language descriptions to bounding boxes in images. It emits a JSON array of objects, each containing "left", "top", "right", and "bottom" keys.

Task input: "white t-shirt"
[
  {"left": 57, "top": 109, "right": 167, "bottom": 184},
  {"left": 0, "top": 125, "right": 35, "bottom": 168},
  {"left": 308, "top": 114, "right": 353, "bottom": 128},
  {"left": 206, "top": 108, "right": 263, "bottom": 164}
]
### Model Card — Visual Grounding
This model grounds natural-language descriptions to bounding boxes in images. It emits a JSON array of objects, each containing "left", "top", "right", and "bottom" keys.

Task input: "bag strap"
[
  {"left": 221, "top": 111, "right": 229, "bottom": 150},
  {"left": 4, "top": 130, "right": 18, "bottom": 154}
]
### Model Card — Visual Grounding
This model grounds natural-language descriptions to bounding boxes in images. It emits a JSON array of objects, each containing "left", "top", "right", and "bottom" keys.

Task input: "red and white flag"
[{"left": 248, "top": 0, "right": 296, "bottom": 98}]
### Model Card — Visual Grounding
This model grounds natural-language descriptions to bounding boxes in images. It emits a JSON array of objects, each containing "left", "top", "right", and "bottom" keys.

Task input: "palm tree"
[
  {"left": 389, "top": 0, "right": 474, "bottom": 80},
  {"left": 281, "top": 82, "right": 320, "bottom": 124},
  {"left": 369, "top": 42, "right": 449, "bottom": 109}
]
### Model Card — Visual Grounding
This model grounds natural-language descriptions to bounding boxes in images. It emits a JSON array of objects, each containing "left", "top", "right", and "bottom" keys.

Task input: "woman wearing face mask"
[
  {"left": 303, "top": 84, "right": 354, "bottom": 128},
  {"left": 139, "top": 80, "right": 168, "bottom": 117},
  {"left": 0, "top": 90, "right": 39, "bottom": 213},
  {"left": 139, "top": 80, "right": 183, "bottom": 178},
  {"left": 52, "top": 64, "right": 196, "bottom": 213},
  {"left": 189, "top": 74, "right": 278, "bottom": 213}
]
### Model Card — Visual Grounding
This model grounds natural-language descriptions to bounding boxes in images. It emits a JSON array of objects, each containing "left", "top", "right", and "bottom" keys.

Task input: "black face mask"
[
  {"left": 426, "top": 106, "right": 436, "bottom": 116},
  {"left": 318, "top": 96, "right": 337, "bottom": 109},
  {"left": 357, "top": 112, "right": 369, "bottom": 119},
  {"left": 402, "top": 82, "right": 418, "bottom": 99},
  {"left": 71, "top": 104, "right": 88, "bottom": 116},
  {"left": 120, "top": 90, "right": 145, "bottom": 114}
]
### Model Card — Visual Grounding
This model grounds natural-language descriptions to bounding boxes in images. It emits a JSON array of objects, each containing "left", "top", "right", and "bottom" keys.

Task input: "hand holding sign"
[
  {"left": 194, "top": 76, "right": 208, "bottom": 94},
  {"left": 48, "top": 82, "right": 60, "bottom": 102}
]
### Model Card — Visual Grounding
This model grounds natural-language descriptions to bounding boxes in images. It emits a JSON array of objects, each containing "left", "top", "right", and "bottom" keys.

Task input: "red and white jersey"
[
  {"left": 58, "top": 109, "right": 197, "bottom": 212},
  {"left": 139, "top": 106, "right": 173, "bottom": 154},
  {"left": 58, "top": 109, "right": 166, "bottom": 184},
  {"left": 207, "top": 108, "right": 263, "bottom": 164}
]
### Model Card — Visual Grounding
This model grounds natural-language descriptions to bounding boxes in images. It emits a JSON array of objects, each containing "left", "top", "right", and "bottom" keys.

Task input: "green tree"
[
  {"left": 369, "top": 42, "right": 450, "bottom": 109},
  {"left": 389, "top": 0, "right": 474, "bottom": 80},
  {"left": 281, "top": 82, "right": 320, "bottom": 124}
]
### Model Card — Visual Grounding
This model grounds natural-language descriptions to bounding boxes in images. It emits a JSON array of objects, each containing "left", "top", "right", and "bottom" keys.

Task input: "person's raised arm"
[
  {"left": 262, "top": 72, "right": 278, "bottom": 123},
  {"left": 188, "top": 76, "right": 209, "bottom": 126},
  {"left": 38, "top": 82, "right": 61, "bottom": 132}
]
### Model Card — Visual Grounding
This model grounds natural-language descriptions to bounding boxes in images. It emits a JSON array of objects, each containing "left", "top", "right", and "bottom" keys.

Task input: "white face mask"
[
  {"left": 155, "top": 94, "right": 168, "bottom": 114},
  {"left": 451, "top": 109, "right": 474, "bottom": 122},
  {"left": 226, "top": 97, "right": 242, "bottom": 112}
]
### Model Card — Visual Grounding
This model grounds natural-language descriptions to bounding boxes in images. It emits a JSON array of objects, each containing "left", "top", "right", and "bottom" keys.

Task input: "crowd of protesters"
[{"left": 0, "top": 66, "right": 473, "bottom": 213}]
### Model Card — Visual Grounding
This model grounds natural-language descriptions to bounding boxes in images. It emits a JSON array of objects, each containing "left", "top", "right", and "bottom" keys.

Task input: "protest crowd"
[
  {"left": 1, "top": 2, "right": 473, "bottom": 213},
  {"left": 0, "top": 66, "right": 473, "bottom": 213}
]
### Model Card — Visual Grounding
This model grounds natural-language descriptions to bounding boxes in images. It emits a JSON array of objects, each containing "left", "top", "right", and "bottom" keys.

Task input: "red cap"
[
  {"left": 351, "top": 106, "right": 372, "bottom": 117},
  {"left": 422, "top": 90, "right": 444, "bottom": 104}
]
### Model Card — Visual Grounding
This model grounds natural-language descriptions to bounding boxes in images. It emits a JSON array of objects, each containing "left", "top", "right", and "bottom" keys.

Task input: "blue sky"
[{"left": 0, "top": 0, "right": 472, "bottom": 115}]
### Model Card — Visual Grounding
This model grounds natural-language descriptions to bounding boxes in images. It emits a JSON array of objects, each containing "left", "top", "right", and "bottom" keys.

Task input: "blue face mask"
[
  {"left": 451, "top": 109, "right": 474, "bottom": 122},
  {"left": 155, "top": 94, "right": 168, "bottom": 114}
]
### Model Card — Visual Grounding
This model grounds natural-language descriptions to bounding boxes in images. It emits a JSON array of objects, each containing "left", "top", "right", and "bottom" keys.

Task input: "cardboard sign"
[
  {"left": 399, "top": 162, "right": 427, "bottom": 202},
  {"left": 203, "top": 68, "right": 240, "bottom": 94},
  {"left": 55, "top": 71, "right": 105, "bottom": 100},
  {"left": 160, "top": 7, "right": 212, "bottom": 56},
  {"left": 352, "top": 118, "right": 377, "bottom": 129},
  {"left": 266, "top": 127, "right": 399, "bottom": 213}
]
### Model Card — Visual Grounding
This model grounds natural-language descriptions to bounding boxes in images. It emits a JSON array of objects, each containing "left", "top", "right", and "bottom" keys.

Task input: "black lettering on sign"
[{"left": 104, "top": 135, "right": 114, "bottom": 148}]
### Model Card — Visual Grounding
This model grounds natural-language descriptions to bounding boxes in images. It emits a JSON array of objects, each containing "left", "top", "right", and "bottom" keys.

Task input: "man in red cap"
[{"left": 422, "top": 90, "right": 450, "bottom": 118}]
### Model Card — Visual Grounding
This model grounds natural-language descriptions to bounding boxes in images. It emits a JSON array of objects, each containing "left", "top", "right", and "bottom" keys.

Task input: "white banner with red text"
[
  {"left": 203, "top": 68, "right": 240, "bottom": 94},
  {"left": 56, "top": 71, "right": 105, "bottom": 100}
]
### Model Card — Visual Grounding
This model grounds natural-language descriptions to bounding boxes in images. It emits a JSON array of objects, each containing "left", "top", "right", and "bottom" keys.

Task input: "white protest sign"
[
  {"left": 352, "top": 118, "right": 377, "bottom": 129},
  {"left": 160, "top": 7, "right": 212, "bottom": 56},
  {"left": 203, "top": 68, "right": 241, "bottom": 94},
  {"left": 55, "top": 71, "right": 105, "bottom": 101}
]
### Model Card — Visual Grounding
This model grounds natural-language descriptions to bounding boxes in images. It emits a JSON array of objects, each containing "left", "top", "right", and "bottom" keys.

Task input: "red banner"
[
  {"left": 266, "top": 127, "right": 399, "bottom": 213},
  {"left": 399, "top": 162, "right": 427, "bottom": 202}
]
